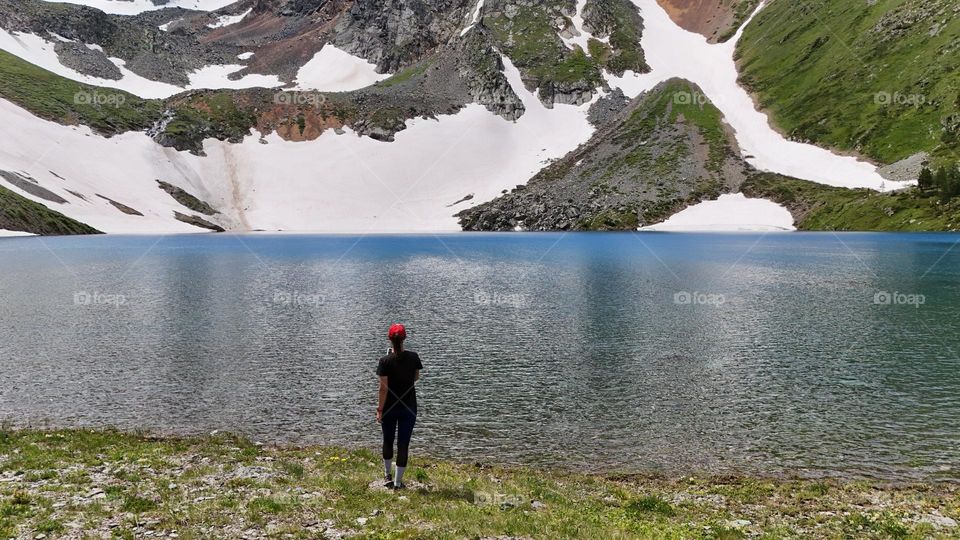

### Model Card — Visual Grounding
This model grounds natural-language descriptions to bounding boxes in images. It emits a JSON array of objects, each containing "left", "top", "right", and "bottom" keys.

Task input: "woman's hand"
[{"left": 376, "top": 408, "right": 383, "bottom": 424}]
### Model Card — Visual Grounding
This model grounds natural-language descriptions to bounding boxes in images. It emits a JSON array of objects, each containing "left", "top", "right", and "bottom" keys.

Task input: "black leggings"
[{"left": 381, "top": 408, "right": 417, "bottom": 467}]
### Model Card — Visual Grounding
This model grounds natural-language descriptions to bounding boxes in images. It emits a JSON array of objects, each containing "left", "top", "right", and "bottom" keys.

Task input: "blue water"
[{"left": 1, "top": 232, "right": 959, "bottom": 480}]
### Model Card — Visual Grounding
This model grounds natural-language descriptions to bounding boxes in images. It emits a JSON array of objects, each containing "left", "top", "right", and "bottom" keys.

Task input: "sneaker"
[
  {"left": 383, "top": 475, "right": 394, "bottom": 489},
  {"left": 392, "top": 482, "right": 406, "bottom": 490}
]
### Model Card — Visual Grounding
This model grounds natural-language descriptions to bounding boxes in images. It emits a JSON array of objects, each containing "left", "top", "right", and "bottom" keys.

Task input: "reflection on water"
[{"left": 1, "top": 232, "right": 959, "bottom": 480}]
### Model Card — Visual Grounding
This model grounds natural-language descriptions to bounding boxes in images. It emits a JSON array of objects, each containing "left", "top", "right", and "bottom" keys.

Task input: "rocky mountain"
[
  {"left": 458, "top": 79, "right": 753, "bottom": 230},
  {"left": 0, "top": 0, "right": 648, "bottom": 151},
  {"left": 0, "top": 0, "right": 955, "bottom": 235}
]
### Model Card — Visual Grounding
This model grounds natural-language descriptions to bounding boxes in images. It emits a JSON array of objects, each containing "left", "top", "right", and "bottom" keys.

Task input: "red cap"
[{"left": 388, "top": 324, "right": 406, "bottom": 341}]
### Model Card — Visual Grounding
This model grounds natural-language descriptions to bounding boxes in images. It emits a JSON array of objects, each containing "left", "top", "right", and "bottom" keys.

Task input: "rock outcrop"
[
  {"left": 454, "top": 26, "right": 525, "bottom": 120},
  {"left": 332, "top": 0, "right": 473, "bottom": 72},
  {"left": 655, "top": 0, "right": 760, "bottom": 43},
  {"left": 458, "top": 79, "right": 754, "bottom": 230}
]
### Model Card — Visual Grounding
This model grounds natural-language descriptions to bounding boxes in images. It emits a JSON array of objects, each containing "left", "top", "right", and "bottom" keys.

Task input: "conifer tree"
[
  {"left": 918, "top": 167, "right": 933, "bottom": 191},
  {"left": 934, "top": 166, "right": 949, "bottom": 191}
]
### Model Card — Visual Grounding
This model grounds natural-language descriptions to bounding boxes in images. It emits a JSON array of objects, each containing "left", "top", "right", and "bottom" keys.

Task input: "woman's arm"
[{"left": 377, "top": 376, "right": 388, "bottom": 423}]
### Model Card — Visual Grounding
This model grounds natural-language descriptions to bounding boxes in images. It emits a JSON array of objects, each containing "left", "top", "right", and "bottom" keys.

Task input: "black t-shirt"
[{"left": 377, "top": 350, "right": 423, "bottom": 413}]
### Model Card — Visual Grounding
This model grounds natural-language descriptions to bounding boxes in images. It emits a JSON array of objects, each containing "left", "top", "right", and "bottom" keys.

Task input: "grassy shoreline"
[{"left": 1, "top": 428, "right": 958, "bottom": 539}]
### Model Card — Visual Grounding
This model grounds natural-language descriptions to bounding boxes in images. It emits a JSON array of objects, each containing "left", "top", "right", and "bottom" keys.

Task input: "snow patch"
[
  {"left": 0, "top": 229, "right": 36, "bottom": 237},
  {"left": 293, "top": 45, "right": 389, "bottom": 92},
  {"left": 610, "top": 0, "right": 906, "bottom": 191},
  {"left": 237, "top": 52, "right": 255, "bottom": 60},
  {"left": 193, "top": 55, "right": 595, "bottom": 232},
  {"left": 187, "top": 64, "right": 282, "bottom": 91},
  {"left": 0, "top": 98, "right": 216, "bottom": 234},
  {"left": 36, "top": 0, "right": 238, "bottom": 16},
  {"left": 640, "top": 193, "right": 795, "bottom": 232},
  {"left": 460, "top": 0, "right": 485, "bottom": 37},
  {"left": 208, "top": 8, "right": 252, "bottom": 29}
]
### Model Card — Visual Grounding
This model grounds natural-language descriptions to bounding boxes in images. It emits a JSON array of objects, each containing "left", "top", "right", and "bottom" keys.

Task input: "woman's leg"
[
  {"left": 394, "top": 410, "right": 417, "bottom": 486},
  {"left": 381, "top": 412, "right": 398, "bottom": 480}
]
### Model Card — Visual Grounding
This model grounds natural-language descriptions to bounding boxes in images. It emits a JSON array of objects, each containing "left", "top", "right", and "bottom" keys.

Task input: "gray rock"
[
  {"left": 333, "top": 0, "right": 473, "bottom": 73},
  {"left": 877, "top": 152, "right": 929, "bottom": 182},
  {"left": 0, "top": 170, "right": 68, "bottom": 204},
  {"left": 454, "top": 26, "right": 525, "bottom": 120},
  {"left": 54, "top": 41, "right": 122, "bottom": 80},
  {"left": 920, "top": 513, "right": 958, "bottom": 528},
  {"left": 588, "top": 88, "right": 630, "bottom": 127}
]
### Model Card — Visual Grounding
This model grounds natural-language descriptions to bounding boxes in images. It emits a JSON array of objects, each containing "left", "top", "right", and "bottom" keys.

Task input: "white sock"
[
  {"left": 395, "top": 466, "right": 406, "bottom": 486},
  {"left": 384, "top": 459, "right": 392, "bottom": 478}
]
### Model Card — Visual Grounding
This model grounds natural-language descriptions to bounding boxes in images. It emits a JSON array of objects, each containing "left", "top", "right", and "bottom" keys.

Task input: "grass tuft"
[{"left": 626, "top": 495, "right": 675, "bottom": 517}]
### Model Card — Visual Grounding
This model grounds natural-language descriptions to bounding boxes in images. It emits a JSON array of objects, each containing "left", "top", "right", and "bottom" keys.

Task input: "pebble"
[
  {"left": 727, "top": 519, "right": 752, "bottom": 528},
  {"left": 356, "top": 517, "right": 368, "bottom": 526},
  {"left": 920, "top": 513, "right": 958, "bottom": 528}
]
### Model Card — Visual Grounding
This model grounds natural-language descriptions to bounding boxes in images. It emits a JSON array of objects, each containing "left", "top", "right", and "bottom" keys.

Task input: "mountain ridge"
[
  {"left": 0, "top": 0, "right": 955, "bottom": 234},
  {"left": 458, "top": 78, "right": 759, "bottom": 231}
]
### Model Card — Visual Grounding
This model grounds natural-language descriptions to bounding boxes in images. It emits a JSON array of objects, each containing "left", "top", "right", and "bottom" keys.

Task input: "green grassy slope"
[
  {"left": 736, "top": 0, "right": 960, "bottom": 166},
  {"left": 1, "top": 428, "right": 958, "bottom": 539},
  {"left": 0, "top": 49, "right": 258, "bottom": 150},
  {"left": 0, "top": 49, "right": 162, "bottom": 134},
  {"left": 742, "top": 173, "right": 960, "bottom": 231},
  {"left": 0, "top": 184, "right": 101, "bottom": 235}
]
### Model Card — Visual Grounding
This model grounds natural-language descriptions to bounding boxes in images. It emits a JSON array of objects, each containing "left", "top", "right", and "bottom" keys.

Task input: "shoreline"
[
  {"left": 1, "top": 427, "right": 958, "bottom": 538},
  {"left": 5, "top": 420, "right": 956, "bottom": 485},
  {"left": 5, "top": 229, "right": 960, "bottom": 240}
]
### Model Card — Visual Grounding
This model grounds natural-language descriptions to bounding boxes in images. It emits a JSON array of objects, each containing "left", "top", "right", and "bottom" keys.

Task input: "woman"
[{"left": 376, "top": 323, "right": 422, "bottom": 489}]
